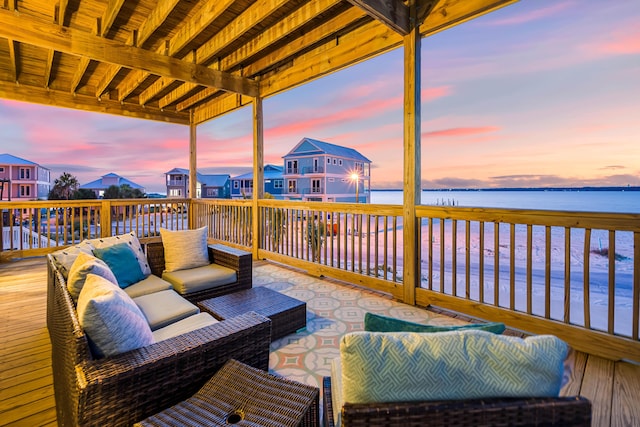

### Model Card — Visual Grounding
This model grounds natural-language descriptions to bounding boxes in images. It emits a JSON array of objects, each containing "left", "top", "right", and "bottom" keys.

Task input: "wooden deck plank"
[
  {"left": 611, "top": 362, "right": 640, "bottom": 427},
  {"left": 580, "top": 355, "right": 614, "bottom": 426},
  {"left": 560, "top": 348, "right": 588, "bottom": 397}
]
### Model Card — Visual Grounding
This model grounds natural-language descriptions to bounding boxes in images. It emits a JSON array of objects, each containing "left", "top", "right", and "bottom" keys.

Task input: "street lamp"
[{"left": 350, "top": 172, "right": 359, "bottom": 203}]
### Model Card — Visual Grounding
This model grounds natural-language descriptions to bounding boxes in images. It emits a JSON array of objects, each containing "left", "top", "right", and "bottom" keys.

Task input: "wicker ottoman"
[
  {"left": 198, "top": 287, "right": 307, "bottom": 341},
  {"left": 136, "top": 359, "right": 319, "bottom": 427}
]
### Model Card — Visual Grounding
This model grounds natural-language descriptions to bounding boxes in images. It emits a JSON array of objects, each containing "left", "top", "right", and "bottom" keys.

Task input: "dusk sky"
[{"left": 1, "top": 0, "right": 639, "bottom": 194}]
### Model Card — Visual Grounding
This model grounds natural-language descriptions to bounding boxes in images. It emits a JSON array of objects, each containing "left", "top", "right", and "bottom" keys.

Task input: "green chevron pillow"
[
  {"left": 340, "top": 330, "right": 567, "bottom": 403},
  {"left": 364, "top": 312, "right": 505, "bottom": 334}
]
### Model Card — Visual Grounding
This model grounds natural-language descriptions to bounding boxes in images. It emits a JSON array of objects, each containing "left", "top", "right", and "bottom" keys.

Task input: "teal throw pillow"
[
  {"left": 94, "top": 243, "right": 145, "bottom": 288},
  {"left": 364, "top": 312, "right": 505, "bottom": 334}
]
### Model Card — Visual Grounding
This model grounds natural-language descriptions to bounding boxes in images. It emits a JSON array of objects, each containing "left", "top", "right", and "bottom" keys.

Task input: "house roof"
[
  {"left": 199, "top": 174, "right": 230, "bottom": 187},
  {"left": 79, "top": 173, "right": 144, "bottom": 190},
  {"left": 232, "top": 165, "right": 284, "bottom": 180},
  {"left": 0, "top": 153, "right": 44, "bottom": 167},
  {"left": 284, "top": 138, "right": 371, "bottom": 163},
  {"left": 0, "top": 1, "right": 515, "bottom": 126}
]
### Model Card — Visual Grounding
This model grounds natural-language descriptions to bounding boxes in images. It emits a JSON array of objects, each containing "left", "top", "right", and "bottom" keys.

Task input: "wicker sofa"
[
  {"left": 46, "top": 242, "right": 270, "bottom": 427},
  {"left": 323, "top": 377, "right": 591, "bottom": 427}
]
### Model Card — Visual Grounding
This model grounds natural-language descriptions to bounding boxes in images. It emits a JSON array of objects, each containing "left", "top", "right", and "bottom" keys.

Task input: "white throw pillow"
[
  {"left": 91, "top": 232, "right": 151, "bottom": 276},
  {"left": 77, "top": 274, "right": 154, "bottom": 358},
  {"left": 67, "top": 252, "right": 117, "bottom": 302},
  {"left": 159, "top": 227, "right": 209, "bottom": 272},
  {"left": 50, "top": 240, "right": 95, "bottom": 279}
]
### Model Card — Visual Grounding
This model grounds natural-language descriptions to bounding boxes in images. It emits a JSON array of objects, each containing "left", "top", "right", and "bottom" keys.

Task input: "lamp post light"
[{"left": 350, "top": 172, "right": 359, "bottom": 203}]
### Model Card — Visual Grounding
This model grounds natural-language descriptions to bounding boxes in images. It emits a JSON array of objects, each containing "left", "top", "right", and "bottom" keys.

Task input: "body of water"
[{"left": 370, "top": 189, "right": 640, "bottom": 213}]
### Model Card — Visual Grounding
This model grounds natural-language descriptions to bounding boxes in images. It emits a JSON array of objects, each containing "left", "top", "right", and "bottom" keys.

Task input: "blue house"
[
  {"left": 80, "top": 173, "right": 144, "bottom": 198},
  {"left": 282, "top": 138, "right": 371, "bottom": 202},
  {"left": 165, "top": 168, "right": 230, "bottom": 198},
  {"left": 230, "top": 165, "right": 284, "bottom": 199}
]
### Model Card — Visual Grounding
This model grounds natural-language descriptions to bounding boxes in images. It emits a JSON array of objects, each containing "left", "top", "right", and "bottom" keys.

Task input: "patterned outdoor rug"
[{"left": 254, "top": 262, "right": 470, "bottom": 389}]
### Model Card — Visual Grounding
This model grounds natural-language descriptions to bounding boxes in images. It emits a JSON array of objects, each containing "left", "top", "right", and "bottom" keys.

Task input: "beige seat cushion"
[
  {"left": 124, "top": 274, "right": 173, "bottom": 298},
  {"left": 152, "top": 312, "right": 219, "bottom": 342},
  {"left": 162, "top": 264, "right": 237, "bottom": 295},
  {"left": 133, "top": 289, "right": 199, "bottom": 330}
]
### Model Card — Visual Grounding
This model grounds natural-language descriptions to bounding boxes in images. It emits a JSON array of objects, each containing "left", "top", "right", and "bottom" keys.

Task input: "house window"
[
  {"left": 327, "top": 158, "right": 331, "bottom": 164},
  {"left": 20, "top": 185, "right": 30, "bottom": 196},
  {"left": 0, "top": 167, "right": 4, "bottom": 172},
  {"left": 287, "top": 180, "right": 297, "bottom": 193},
  {"left": 287, "top": 160, "right": 298, "bottom": 174},
  {"left": 207, "top": 188, "right": 218, "bottom": 197},
  {"left": 233, "top": 181, "right": 239, "bottom": 189},
  {"left": 312, "top": 179, "right": 321, "bottom": 193},
  {"left": 248, "top": 180, "right": 253, "bottom": 188},
  {"left": 332, "top": 159, "right": 337, "bottom": 165},
  {"left": 169, "top": 189, "right": 182, "bottom": 197},
  {"left": 274, "top": 180, "right": 283, "bottom": 188},
  {"left": 339, "top": 159, "right": 343, "bottom": 166},
  {"left": 20, "top": 168, "right": 31, "bottom": 179}
]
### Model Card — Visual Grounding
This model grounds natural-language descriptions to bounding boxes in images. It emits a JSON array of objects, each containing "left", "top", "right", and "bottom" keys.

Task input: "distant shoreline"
[{"left": 371, "top": 186, "right": 640, "bottom": 192}]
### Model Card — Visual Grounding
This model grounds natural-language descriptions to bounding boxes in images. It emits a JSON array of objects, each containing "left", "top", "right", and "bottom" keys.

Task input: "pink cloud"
[
  {"left": 422, "top": 126, "right": 500, "bottom": 139},
  {"left": 588, "top": 28, "right": 640, "bottom": 55},
  {"left": 483, "top": 1, "right": 574, "bottom": 26}
]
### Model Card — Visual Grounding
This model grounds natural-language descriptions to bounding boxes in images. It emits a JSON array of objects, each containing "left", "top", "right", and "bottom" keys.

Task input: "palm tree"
[{"left": 49, "top": 172, "right": 79, "bottom": 200}]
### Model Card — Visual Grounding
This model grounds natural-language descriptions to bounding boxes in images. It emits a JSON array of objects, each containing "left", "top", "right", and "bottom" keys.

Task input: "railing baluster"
[
  {"left": 494, "top": 222, "right": 499, "bottom": 306},
  {"left": 527, "top": 224, "right": 533, "bottom": 314},
  {"left": 584, "top": 228, "right": 592, "bottom": 329},
  {"left": 465, "top": 220, "right": 470, "bottom": 299},
  {"left": 452, "top": 219, "right": 457, "bottom": 297},
  {"left": 545, "top": 226, "right": 551, "bottom": 319},
  {"left": 510, "top": 223, "right": 515, "bottom": 311},
  {"left": 608, "top": 230, "right": 615, "bottom": 334},
  {"left": 564, "top": 227, "right": 571, "bottom": 324}
]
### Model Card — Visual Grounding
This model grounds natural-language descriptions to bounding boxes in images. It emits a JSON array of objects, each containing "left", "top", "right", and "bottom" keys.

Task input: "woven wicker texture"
[
  {"left": 322, "top": 377, "right": 591, "bottom": 427},
  {"left": 136, "top": 359, "right": 319, "bottom": 427},
  {"left": 199, "top": 286, "right": 307, "bottom": 340},
  {"left": 46, "top": 254, "right": 271, "bottom": 427},
  {"left": 146, "top": 241, "right": 252, "bottom": 303}
]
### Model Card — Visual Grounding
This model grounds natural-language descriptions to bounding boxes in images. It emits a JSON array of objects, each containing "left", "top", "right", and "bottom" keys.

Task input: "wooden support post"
[
  {"left": 402, "top": 0, "right": 421, "bottom": 305},
  {"left": 252, "top": 96, "right": 264, "bottom": 259},
  {"left": 189, "top": 110, "right": 197, "bottom": 229}
]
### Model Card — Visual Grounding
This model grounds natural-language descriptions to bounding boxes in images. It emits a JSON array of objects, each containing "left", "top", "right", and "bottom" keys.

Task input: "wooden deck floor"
[{"left": 1, "top": 257, "right": 639, "bottom": 426}]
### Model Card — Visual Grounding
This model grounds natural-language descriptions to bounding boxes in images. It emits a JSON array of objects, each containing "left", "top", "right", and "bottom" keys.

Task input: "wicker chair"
[
  {"left": 145, "top": 241, "right": 252, "bottom": 303},
  {"left": 46, "top": 254, "right": 271, "bottom": 427},
  {"left": 322, "top": 377, "right": 591, "bottom": 427}
]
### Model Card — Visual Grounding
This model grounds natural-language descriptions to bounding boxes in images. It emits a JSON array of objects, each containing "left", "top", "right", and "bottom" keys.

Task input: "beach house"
[
  {"left": 79, "top": 172, "right": 145, "bottom": 198},
  {"left": 165, "top": 168, "right": 230, "bottom": 199},
  {"left": 282, "top": 138, "right": 371, "bottom": 202},
  {"left": 0, "top": 154, "right": 51, "bottom": 201},
  {"left": 230, "top": 165, "right": 284, "bottom": 199}
]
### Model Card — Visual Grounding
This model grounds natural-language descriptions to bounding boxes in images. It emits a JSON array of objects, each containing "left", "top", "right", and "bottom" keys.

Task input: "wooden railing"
[{"left": 1, "top": 197, "right": 638, "bottom": 361}]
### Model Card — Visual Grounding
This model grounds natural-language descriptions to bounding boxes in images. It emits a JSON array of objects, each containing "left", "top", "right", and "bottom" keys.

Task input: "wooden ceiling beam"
[
  {"left": 118, "top": 0, "right": 237, "bottom": 104},
  {"left": 43, "top": 48, "right": 54, "bottom": 88},
  {"left": 105, "top": 0, "right": 183, "bottom": 101},
  {"left": 70, "top": 18, "right": 100, "bottom": 93},
  {"left": 160, "top": 0, "right": 343, "bottom": 110},
  {"left": 0, "top": 80, "right": 190, "bottom": 124},
  {"left": 140, "top": 0, "right": 290, "bottom": 107},
  {"left": 346, "top": 0, "right": 409, "bottom": 35},
  {"left": 0, "top": 9, "right": 259, "bottom": 97}
]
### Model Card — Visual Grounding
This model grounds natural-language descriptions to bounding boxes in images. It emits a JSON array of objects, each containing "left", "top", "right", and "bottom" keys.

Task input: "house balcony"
[
  {"left": 301, "top": 166, "right": 324, "bottom": 174},
  {"left": 1, "top": 197, "right": 639, "bottom": 425}
]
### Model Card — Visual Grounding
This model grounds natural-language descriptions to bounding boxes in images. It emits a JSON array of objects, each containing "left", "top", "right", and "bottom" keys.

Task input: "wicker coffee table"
[
  {"left": 198, "top": 287, "right": 306, "bottom": 341},
  {"left": 136, "top": 359, "right": 319, "bottom": 427}
]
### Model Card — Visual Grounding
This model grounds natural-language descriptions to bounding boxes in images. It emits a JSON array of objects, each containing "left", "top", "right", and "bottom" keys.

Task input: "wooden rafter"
[
  {"left": 346, "top": 0, "right": 409, "bottom": 35},
  {"left": 7, "top": 38, "right": 18, "bottom": 82},
  {"left": 101, "top": 0, "right": 126, "bottom": 37},
  {"left": 70, "top": 19, "right": 100, "bottom": 93},
  {"left": 110, "top": 0, "right": 183, "bottom": 101},
  {"left": 0, "top": 9, "right": 259, "bottom": 97},
  {"left": 159, "top": 0, "right": 343, "bottom": 110},
  {"left": 43, "top": 48, "right": 54, "bottom": 88},
  {"left": 116, "top": 0, "right": 236, "bottom": 103},
  {"left": 139, "top": 0, "right": 289, "bottom": 107}
]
